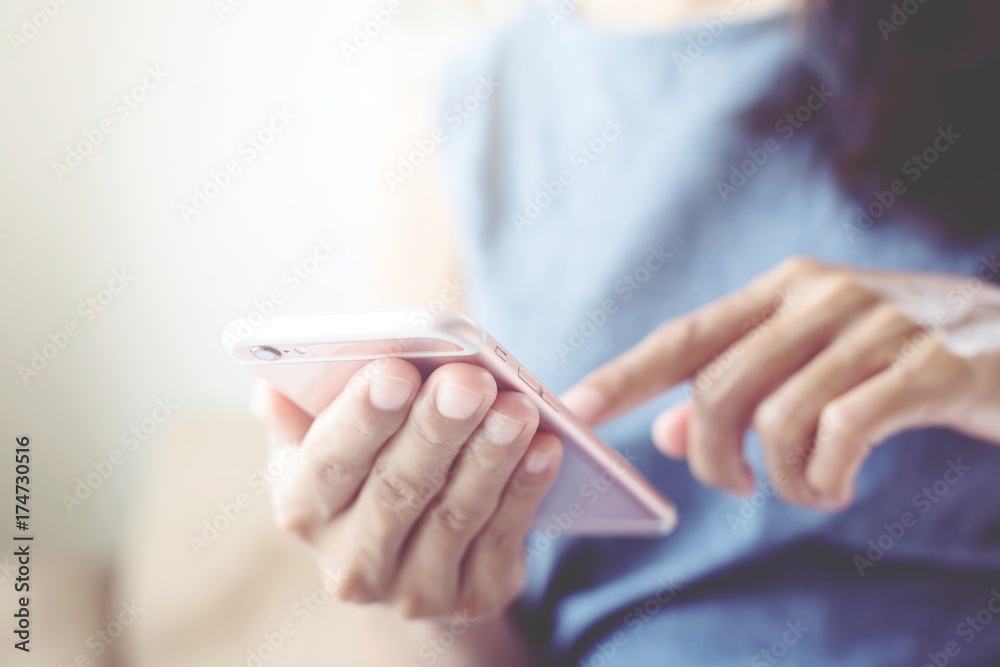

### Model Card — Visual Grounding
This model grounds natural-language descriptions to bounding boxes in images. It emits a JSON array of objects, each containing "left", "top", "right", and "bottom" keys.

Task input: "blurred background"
[
  {"left": 7, "top": 1, "right": 1000, "bottom": 665},
  {"left": 0, "top": 1, "right": 532, "bottom": 664}
]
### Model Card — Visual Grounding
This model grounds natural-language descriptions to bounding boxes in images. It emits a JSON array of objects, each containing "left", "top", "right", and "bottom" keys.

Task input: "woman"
[{"left": 254, "top": 0, "right": 1000, "bottom": 664}]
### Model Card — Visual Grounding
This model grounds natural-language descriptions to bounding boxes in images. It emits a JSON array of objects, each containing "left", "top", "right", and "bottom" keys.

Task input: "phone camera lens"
[{"left": 251, "top": 346, "right": 282, "bottom": 361}]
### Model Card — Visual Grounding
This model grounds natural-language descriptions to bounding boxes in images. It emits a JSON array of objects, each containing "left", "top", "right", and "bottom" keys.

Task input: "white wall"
[{"left": 0, "top": 0, "right": 531, "bottom": 556}]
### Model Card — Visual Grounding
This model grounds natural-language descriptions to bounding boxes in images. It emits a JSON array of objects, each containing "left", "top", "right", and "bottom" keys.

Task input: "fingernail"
[
  {"left": 525, "top": 451, "right": 553, "bottom": 474},
  {"left": 482, "top": 410, "right": 525, "bottom": 446},
  {"left": 369, "top": 376, "right": 415, "bottom": 411},
  {"left": 436, "top": 381, "right": 485, "bottom": 420},
  {"left": 560, "top": 386, "right": 605, "bottom": 422}
]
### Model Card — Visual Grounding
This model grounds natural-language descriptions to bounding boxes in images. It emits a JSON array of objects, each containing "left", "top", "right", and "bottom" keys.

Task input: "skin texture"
[
  {"left": 561, "top": 256, "right": 1000, "bottom": 510},
  {"left": 253, "top": 359, "right": 562, "bottom": 621},
  {"left": 255, "top": 2, "right": 870, "bottom": 663}
]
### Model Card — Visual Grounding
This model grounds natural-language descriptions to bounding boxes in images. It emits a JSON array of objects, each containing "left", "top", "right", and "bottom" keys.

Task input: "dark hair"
[{"left": 766, "top": 0, "right": 1000, "bottom": 239}]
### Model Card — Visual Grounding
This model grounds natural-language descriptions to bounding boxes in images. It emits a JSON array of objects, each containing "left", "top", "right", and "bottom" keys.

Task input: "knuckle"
[
  {"left": 815, "top": 272, "right": 866, "bottom": 306},
  {"left": 431, "top": 500, "right": 481, "bottom": 536},
  {"left": 753, "top": 399, "right": 812, "bottom": 458},
  {"left": 346, "top": 411, "right": 386, "bottom": 442},
  {"left": 337, "top": 565, "right": 379, "bottom": 604},
  {"left": 454, "top": 442, "right": 491, "bottom": 471},
  {"left": 832, "top": 338, "right": 881, "bottom": 378},
  {"left": 893, "top": 351, "right": 926, "bottom": 385},
  {"left": 301, "top": 423, "right": 344, "bottom": 459},
  {"left": 688, "top": 455, "right": 729, "bottom": 489},
  {"left": 775, "top": 255, "right": 819, "bottom": 279},
  {"left": 913, "top": 337, "right": 961, "bottom": 377},
  {"left": 393, "top": 594, "right": 438, "bottom": 620},
  {"left": 816, "top": 400, "right": 848, "bottom": 437},
  {"left": 666, "top": 314, "right": 704, "bottom": 351},
  {"left": 818, "top": 401, "right": 851, "bottom": 438},
  {"left": 753, "top": 400, "right": 793, "bottom": 447},
  {"left": 371, "top": 457, "right": 426, "bottom": 514},
  {"left": 273, "top": 509, "right": 312, "bottom": 540},
  {"left": 692, "top": 382, "right": 736, "bottom": 424},
  {"left": 900, "top": 343, "right": 966, "bottom": 414},
  {"left": 814, "top": 409, "right": 850, "bottom": 460},
  {"left": 481, "top": 524, "right": 523, "bottom": 554},
  {"left": 314, "top": 457, "right": 364, "bottom": 487},
  {"left": 336, "top": 537, "right": 391, "bottom": 603},
  {"left": 873, "top": 301, "right": 911, "bottom": 327}
]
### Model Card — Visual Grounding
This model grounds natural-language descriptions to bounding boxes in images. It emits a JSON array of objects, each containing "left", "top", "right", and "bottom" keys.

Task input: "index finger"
[{"left": 561, "top": 260, "right": 806, "bottom": 425}]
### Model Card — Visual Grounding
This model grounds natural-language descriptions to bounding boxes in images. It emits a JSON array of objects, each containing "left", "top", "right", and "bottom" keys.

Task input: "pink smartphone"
[{"left": 222, "top": 308, "right": 677, "bottom": 536}]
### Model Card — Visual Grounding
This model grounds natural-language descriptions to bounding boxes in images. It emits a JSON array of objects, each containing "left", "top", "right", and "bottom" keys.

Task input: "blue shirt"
[{"left": 439, "top": 6, "right": 1000, "bottom": 665}]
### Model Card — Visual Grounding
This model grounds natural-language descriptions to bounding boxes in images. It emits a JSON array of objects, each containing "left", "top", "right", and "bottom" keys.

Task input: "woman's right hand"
[{"left": 251, "top": 358, "right": 562, "bottom": 620}]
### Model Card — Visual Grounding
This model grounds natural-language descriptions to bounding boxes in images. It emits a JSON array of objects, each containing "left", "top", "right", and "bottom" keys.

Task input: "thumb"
[
  {"left": 651, "top": 401, "right": 692, "bottom": 459},
  {"left": 559, "top": 321, "right": 700, "bottom": 425},
  {"left": 251, "top": 380, "right": 313, "bottom": 445}
]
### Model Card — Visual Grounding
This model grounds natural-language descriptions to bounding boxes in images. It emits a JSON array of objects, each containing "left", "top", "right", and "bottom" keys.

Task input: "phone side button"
[
  {"left": 541, "top": 389, "right": 560, "bottom": 411},
  {"left": 517, "top": 366, "right": 542, "bottom": 394}
]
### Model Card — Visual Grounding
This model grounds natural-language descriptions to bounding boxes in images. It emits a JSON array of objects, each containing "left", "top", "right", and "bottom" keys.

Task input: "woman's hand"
[
  {"left": 252, "top": 360, "right": 562, "bottom": 620},
  {"left": 562, "top": 256, "right": 1000, "bottom": 510}
]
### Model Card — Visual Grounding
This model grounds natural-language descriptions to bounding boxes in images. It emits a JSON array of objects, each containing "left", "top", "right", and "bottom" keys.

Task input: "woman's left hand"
[{"left": 561, "top": 256, "right": 1000, "bottom": 511}]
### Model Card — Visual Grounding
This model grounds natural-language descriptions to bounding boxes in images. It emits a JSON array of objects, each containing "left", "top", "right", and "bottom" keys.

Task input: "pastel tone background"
[
  {"left": 0, "top": 1, "right": 534, "bottom": 664},
  {"left": 0, "top": 0, "right": 533, "bottom": 555}
]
